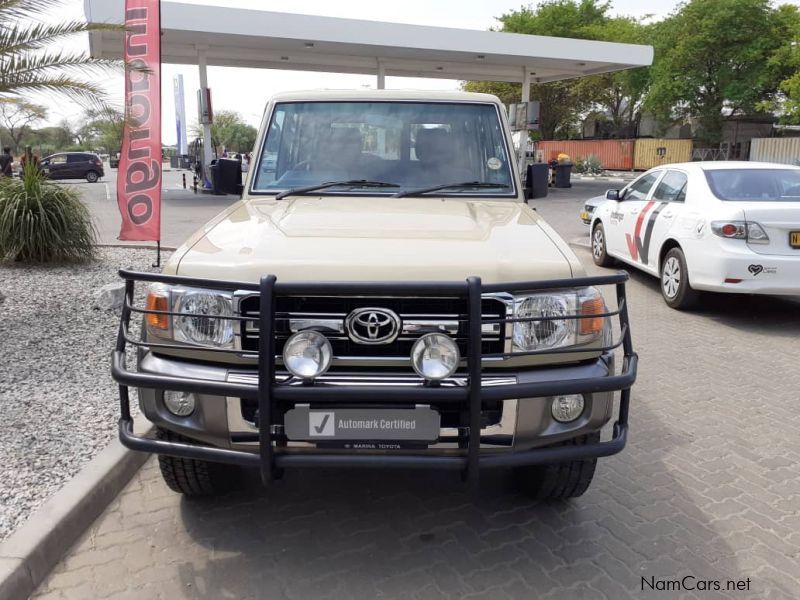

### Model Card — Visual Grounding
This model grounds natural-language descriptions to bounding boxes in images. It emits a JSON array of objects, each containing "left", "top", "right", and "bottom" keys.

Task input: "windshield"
[
  {"left": 705, "top": 169, "right": 800, "bottom": 202},
  {"left": 252, "top": 101, "right": 514, "bottom": 196}
]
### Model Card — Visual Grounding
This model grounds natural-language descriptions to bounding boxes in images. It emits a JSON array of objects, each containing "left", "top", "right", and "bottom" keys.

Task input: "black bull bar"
[{"left": 112, "top": 270, "right": 637, "bottom": 486}]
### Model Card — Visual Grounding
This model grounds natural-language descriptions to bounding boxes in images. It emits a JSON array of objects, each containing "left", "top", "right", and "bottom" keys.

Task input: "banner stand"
[{"left": 151, "top": 241, "right": 161, "bottom": 268}]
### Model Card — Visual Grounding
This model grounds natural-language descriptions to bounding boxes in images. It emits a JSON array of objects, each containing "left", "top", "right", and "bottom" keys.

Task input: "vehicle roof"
[
  {"left": 267, "top": 89, "right": 503, "bottom": 104},
  {"left": 47, "top": 151, "right": 97, "bottom": 156},
  {"left": 650, "top": 161, "right": 800, "bottom": 172}
]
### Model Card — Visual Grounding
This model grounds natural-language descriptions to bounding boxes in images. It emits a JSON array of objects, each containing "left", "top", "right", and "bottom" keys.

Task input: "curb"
[
  {"left": 0, "top": 421, "right": 152, "bottom": 600},
  {"left": 571, "top": 175, "right": 633, "bottom": 182},
  {"left": 96, "top": 244, "right": 179, "bottom": 252},
  {"left": 570, "top": 236, "right": 591, "bottom": 249}
]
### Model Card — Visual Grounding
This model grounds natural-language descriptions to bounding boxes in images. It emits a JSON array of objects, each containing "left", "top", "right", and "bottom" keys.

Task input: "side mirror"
[
  {"left": 605, "top": 189, "right": 621, "bottom": 200},
  {"left": 213, "top": 158, "right": 244, "bottom": 196},
  {"left": 524, "top": 164, "right": 534, "bottom": 200}
]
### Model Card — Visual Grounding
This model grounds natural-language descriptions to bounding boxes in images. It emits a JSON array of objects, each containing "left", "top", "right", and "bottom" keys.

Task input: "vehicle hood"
[{"left": 167, "top": 196, "right": 580, "bottom": 284}]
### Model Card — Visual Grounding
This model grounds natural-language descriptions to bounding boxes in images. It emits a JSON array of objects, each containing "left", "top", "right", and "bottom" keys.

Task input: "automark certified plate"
[
  {"left": 790, "top": 231, "right": 800, "bottom": 248},
  {"left": 284, "top": 406, "right": 440, "bottom": 442}
]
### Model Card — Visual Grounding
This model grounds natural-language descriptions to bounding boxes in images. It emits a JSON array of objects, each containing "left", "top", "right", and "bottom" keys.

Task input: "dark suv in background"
[{"left": 40, "top": 152, "right": 105, "bottom": 182}]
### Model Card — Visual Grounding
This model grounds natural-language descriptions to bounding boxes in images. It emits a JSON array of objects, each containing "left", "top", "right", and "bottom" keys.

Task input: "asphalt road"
[
  {"left": 33, "top": 175, "right": 800, "bottom": 599},
  {"left": 73, "top": 166, "right": 238, "bottom": 248}
]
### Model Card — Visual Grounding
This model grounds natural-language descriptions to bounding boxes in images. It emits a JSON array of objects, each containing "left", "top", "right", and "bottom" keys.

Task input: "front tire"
[
  {"left": 85, "top": 170, "right": 99, "bottom": 183},
  {"left": 156, "top": 428, "right": 238, "bottom": 496},
  {"left": 514, "top": 433, "right": 600, "bottom": 500},
  {"left": 660, "top": 247, "right": 700, "bottom": 309},
  {"left": 591, "top": 223, "right": 615, "bottom": 267}
]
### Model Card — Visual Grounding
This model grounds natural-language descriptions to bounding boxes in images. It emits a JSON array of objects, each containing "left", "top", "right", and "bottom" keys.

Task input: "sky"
[{"left": 32, "top": 0, "right": 800, "bottom": 144}]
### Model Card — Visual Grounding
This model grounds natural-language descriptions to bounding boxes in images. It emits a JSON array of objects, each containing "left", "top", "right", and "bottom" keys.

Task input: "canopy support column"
[
  {"left": 198, "top": 48, "right": 213, "bottom": 186},
  {"left": 518, "top": 69, "right": 532, "bottom": 174},
  {"left": 377, "top": 59, "right": 386, "bottom": 89}
]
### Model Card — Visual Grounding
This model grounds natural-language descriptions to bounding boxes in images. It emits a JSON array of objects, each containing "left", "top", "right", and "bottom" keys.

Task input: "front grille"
[{"left": 237, "top": 295, "right": 507, "bottom": 358}]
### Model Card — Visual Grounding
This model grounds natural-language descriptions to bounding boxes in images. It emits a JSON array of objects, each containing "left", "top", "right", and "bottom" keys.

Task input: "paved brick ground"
[{"left": 32, "top": 188, "right": 800, "bottom": 599}]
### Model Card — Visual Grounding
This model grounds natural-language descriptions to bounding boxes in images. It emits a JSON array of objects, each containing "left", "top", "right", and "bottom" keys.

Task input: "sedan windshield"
[
  {"left": 705, "top": 169, "right": 800, "bottom": 201},
  {"left": 252, "top": 101, "right": 514, "bottom": 197}
]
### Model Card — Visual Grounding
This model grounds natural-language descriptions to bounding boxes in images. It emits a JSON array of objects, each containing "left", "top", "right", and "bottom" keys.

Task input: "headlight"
[
  {"left": 145, "top": 285, "right": 235, "bottom": 348},
  {"left": 283, "top": 331, "right": 332, "bottom": 379},
  {"left": 410, "top": 333, "right": 460, "bottom": 381},
  {"left": 512, "top": 287, "right": 606, "bottom": 352},
  {"left": 174, "top": 291, "right": 235, "bottom": 347}
]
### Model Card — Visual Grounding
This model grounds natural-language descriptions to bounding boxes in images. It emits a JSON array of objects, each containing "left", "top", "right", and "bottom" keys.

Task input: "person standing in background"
[{"left": 0, "top": 147, "right": 13, "bottom": 177}]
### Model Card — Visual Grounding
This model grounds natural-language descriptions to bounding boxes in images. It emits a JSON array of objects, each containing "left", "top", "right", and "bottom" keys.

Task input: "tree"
[
  {"left": 571, "top": 18, "right": 652, "bottom": 138},
  {"left": 79, "top": 107, "right": 125, "bottom": 153},
  {"left": 0, "top": 100, "right": 47, "bottom": 152},
  {"left": 191, "top": 110, "right": 258, "bottom": 154},
  {"left": 464, "top": 0, "right": 614, "bottom": 139},
  {"left": 52, "top": 119, "right": 75, "bottom": 150},
  {"left": 757, "top": 4, "right": 800, "bottom": 123},
  {"left": 0, "top": 0, "right": 121, "bottom": 108},
  {"left": 0, "top": 0, "right": 124, "bottom": 267},
  {"left": 646, "top": 0, "right": 794, "bottom": 146}
]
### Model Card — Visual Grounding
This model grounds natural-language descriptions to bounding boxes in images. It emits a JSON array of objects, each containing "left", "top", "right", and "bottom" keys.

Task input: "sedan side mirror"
[{"left": 605, "top": 189, "right": 621, "bottom": 200}]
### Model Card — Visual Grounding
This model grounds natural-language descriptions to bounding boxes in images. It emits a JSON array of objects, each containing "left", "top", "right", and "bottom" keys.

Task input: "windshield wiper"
[
  {"left": 392, "top": 181, "right": 510, "bottom": 198},
  {"left": 275, "top": 179, "right": 399, "bottom": 200}
]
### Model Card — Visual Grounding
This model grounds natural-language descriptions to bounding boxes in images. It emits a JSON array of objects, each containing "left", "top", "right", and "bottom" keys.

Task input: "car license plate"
[
  {"left": 283, "top": 406, "right": 440, "bottom": 442},
  {"left": 790, "top": 231, "right": 800, "bottom": 248},
  {"left": 580, "top": 211, "right": 589, "bottom": 221}
]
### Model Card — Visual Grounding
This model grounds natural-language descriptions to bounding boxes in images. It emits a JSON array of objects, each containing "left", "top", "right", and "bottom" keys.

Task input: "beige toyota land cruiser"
[{"left": 113, "top": 90, "right": 637, "bottom": 499}]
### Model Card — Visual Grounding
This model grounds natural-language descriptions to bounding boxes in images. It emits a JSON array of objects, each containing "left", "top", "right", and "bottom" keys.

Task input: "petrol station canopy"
[{"left": 83, "top": 1, "right": 653, "bottom": 84}]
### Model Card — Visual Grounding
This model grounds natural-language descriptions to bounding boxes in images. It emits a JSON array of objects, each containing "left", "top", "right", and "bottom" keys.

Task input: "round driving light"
[
  {"left": 551, "top": 395, "right": 585, "bottom": 423},
  {"left": 163, "top": 390, "right": 196, "bottom": 417},
  {"left": 283, "top": 331, "right": 332, "bottom": 379},
  {"left": 410, "top": 333, "right": 460, "bottom": 381}
]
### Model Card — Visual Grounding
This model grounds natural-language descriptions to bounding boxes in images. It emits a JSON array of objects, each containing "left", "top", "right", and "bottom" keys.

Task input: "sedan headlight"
[
  {"left": 511, "top": 287, "right": 606, "bottom": 352},
  {"left": 146, "top": 285, "right": 235, "bottom": 348}
]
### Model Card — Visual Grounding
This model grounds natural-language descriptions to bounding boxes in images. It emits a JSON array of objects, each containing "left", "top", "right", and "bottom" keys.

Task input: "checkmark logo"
[{"left": 309, "top": 412, "right": 335, "bottom": 436}]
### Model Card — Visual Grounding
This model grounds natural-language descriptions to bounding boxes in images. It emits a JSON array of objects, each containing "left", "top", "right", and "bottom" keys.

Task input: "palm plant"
[
  {"left": 0, "top": 0, "right": 124, "bottom": 265},
  {"left": 0, "top": 161, "right": 96, "bottom": 262},
  {"left": 0, "top": 0, "right": 122, "bottom": 108}
]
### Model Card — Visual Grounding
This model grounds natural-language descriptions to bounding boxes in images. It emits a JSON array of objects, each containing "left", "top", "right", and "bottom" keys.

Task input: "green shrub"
[
  {"left": 0, "top": 163, "right": 96, "bottom": 262},
  {"left": 581, "top": 154, "right": 603, "bottom": 175}
]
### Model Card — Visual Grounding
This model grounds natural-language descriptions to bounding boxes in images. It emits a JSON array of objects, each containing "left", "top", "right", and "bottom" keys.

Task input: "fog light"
[
  {"left": 551, "top": 394, "right": 584, "bottom": 423},
  {"left": 410, "top": 333, "right": 460, "bottom": 381},
  {"left": 164, "top": 390, "right": 196, "bottom": 417},
  {"left": 283, "top": 331, "right": 332, "bottom": 379}
]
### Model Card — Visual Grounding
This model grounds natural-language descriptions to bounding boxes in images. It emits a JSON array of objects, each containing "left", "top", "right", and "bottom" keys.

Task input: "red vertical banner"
[{"left": 118, "top": 0, "right": 161, "bottom": 241}]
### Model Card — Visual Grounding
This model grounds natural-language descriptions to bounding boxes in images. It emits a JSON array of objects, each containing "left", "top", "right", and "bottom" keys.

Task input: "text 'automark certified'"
[{"left": 284, "top": 407, "right": 440, "bottom": 441}]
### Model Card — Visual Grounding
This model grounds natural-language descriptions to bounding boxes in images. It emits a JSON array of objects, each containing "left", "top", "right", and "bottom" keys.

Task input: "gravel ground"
[{"left": 0, "top": 247, "right": 168, "bottom": 542}]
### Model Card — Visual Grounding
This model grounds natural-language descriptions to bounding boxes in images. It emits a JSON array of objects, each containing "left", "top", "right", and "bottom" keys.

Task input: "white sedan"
[{"left": 590, "top": 161, "right": 800, "bottom": 309}]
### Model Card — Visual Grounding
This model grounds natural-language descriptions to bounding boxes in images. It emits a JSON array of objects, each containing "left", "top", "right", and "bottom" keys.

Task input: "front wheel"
[
  {"left": 591, "top": 223, "right": 615, "bottom": 267},
  {"left": 156, "top": 428, "right": 239, "bottom": 496},
  {"left": 85, "top": 170, "right": 99, "bottom": 183},
  {"left": 513, "top": 433, "right": 600, "bottom": 500},
  {"left": 660, "top": 247, "right": 700, "bottom": 309}
]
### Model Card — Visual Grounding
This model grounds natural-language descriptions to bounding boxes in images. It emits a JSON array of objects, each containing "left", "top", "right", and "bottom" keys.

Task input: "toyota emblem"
[{"left": 345, "top": 307, "right": 402, "bottom": 345}]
